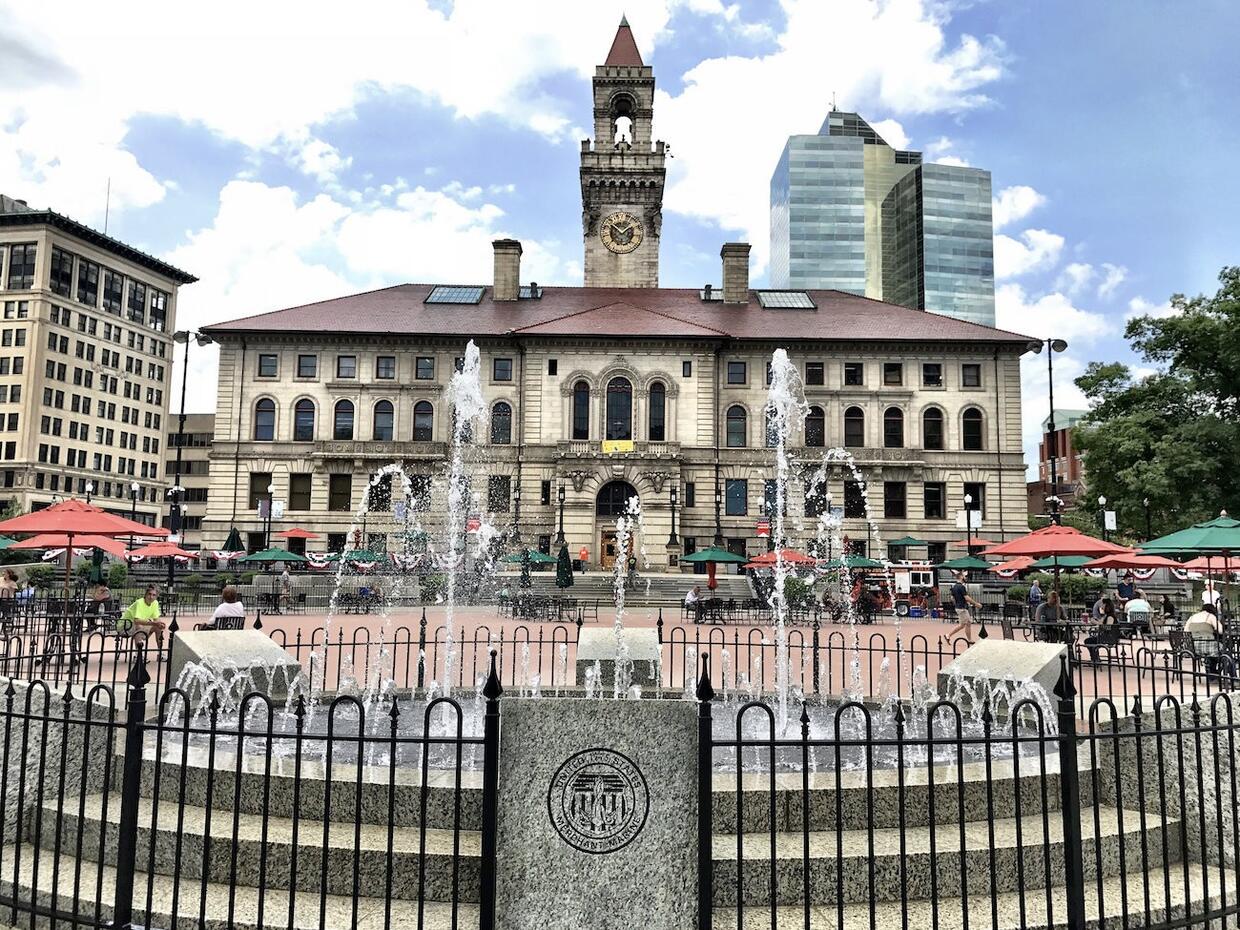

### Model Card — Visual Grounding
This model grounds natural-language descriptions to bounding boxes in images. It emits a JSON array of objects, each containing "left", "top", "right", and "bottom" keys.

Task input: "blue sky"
[{"left": 2, "top": 0, "right": 1237, "bottom": 467}]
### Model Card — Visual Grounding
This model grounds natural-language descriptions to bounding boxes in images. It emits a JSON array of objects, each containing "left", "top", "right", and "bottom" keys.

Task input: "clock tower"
[{"left": 581, "top": 16, "right": 666, "bottom": 288}]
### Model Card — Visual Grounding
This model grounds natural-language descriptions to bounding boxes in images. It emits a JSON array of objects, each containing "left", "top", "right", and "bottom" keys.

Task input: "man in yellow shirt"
[{"left": 119, "top": 585, "right": 165, "bottom": 648}]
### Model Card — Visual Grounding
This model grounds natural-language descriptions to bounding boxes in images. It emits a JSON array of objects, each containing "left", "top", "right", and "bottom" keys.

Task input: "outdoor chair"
[{"left": 1000, "top": 614, "right": 1015, "bottom": 640}]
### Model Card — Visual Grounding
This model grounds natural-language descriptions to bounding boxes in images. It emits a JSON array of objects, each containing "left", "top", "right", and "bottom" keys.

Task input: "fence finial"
[
  {"left": 695, "top": 653, "right": 715, "bottom": 703},
  {"left": 483, "top": 648, "right": 503, "bottom": 701}
]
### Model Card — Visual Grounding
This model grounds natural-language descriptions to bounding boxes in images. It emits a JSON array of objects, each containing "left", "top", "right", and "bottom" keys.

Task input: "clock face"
[{"left": 600, "top": 211, "right": 644, "bottom": 254}]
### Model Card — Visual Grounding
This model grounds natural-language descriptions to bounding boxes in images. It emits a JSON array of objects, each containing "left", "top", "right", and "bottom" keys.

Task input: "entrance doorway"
[
  {"left": 596, "top": 480, "right": 639, "bottom": 570},
  {"left": 600, "top": 529, "right": 635, "bottom": 570}
]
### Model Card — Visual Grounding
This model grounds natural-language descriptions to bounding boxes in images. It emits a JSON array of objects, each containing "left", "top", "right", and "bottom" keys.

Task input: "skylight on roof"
[
  {"left": 519, "top": 285, "right": 542, "bottom": 299},
  {"left": 425, "top": 285, "right": 485, "bottom": 305},
  {"left": 699, "top": 285, "right": 723, "bottom": 302},
  {"left": 757, "top": 290, "right": 816, "bottom": 310}
]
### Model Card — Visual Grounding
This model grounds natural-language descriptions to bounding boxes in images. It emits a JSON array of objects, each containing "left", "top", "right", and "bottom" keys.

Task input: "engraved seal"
[{"left": 547, "top": 748, "right": 649, "bottom": 854}]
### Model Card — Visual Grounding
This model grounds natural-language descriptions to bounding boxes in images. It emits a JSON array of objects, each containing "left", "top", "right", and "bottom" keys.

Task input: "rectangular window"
[
  {"left": 493, "top": 358, "right": 513, "bottom": 381},
  {"left": 684, "top": 481, "right": 695, "bottom": 508},
  {"left": 923, "top": 482, "right": 947, "bottom": 519},
  {"left": 289, "top": 473, "right": 312, "bottom": 511},
  {"left": 927, "top": 542, "right": 947, "bottom": 565},
  {"left": 328, "top": 474, "right": 353, "bottom": 511},
  {"left": 547, "top": 359, "right": 558, "bottom": 376},
  {"left": 149, "top": 289, "right": 168, "bottom": 331},
  {"left": 416, "top": 356, "right": 434, "bottom": 380},
  {"left": 726, "top": 361, "right": 746, "bottom": 384},
  {"left": 375, "top": 356, "right": 396, "bottom": 379},
  {"left": 296, "top": 354, "right": 317, "bottom": 378},
  {"left": 883, "top": 481, "right": 907, "bottom": 519},
  {"left": 488, "top": 475, "right": 511, "bottom": 513},
  {"left": 336, "top": 355, "right": 357, "bottom": 379},
  {"left": 257, "top": 354, "right": 278, "bottom": 377},
  {"left": 76, "top": 260, "right": 99, "bottom": 306},
  {"left": 765, "top": 361, "right": 773, "bottom": 386},
  {"left": 102, "top": 269, "right": 124, "bottom": 313},
  {"left": 804, "top": 481, "right": 828, "bottom": 518},
  {"left": 6, "top": 244, "right": 36, "bottom": 290},
  {"left": 127, "top": 281, "right": 146, "bottom": 324},
  {"left": 682, "top": 360, "right": 692, "bottom": 378},
  {"left": 805, "top": 362, "right": 824, "bottom": 386},
  {"left": 883, "top": 362, "right": 903, "bottom": 386},
  {"left": 50, "top": 247, "right": 74, "bottom": 297},
  {"left": 724, "top": 478, "right": 748, "bottom": 516},
  {"left": 247, "top": 472, "right": 272, "bottom": 510},
  {"left": 962, "top": 363, "right": 982, "bottom": 387},
  {"left": 964, "top": 481, "right": 986, "bottom": 517},
  {"left": 844, "top": 479, "right": 866, "bottom": 518},
  {"left": 922, "top": 363, "right": 943, "bottom": 387},
  {"left": 843, "top": 362, "right": 864, "bottom": 386},
  {"left": 540, "top": 480, "right": 551, "bottom": 506}
]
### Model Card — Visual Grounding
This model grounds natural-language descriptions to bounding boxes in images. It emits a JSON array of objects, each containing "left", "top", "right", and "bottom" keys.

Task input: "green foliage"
[
  {"left": 1074, "top": 266, "right": 1240, "bottom": 538},
  {"left": 420, "top": 573, "right": 446, "bottom": 602},
  {"left": 108, "top": 562, "right": 128, "bottom": 588},
  {"left": 241, "top": 571, "right": 257, "bottom": 585},
  {"left": 1025, "top": 571, "right": 1105, "bottom": 603},
  {"left": 25, "top": 564, "right": 55, "bottom": 590},
  {"left": 184, "top": 573, "right": 203, "bottom": 591},
  {"left": 782, "top": 576, "right": 813, "bottom": 607},
  {"left": 1006, "top": 584, "right": 1030, "bottom": 603},
  {"left": 74, "top": 560, "right": 93, "bottom": 579}
]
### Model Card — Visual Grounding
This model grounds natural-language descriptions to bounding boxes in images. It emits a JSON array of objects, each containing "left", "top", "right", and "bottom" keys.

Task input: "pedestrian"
[
  {"left": 0, "top": 569, "right": 16, "bottom": 621},
  {"left": 279, "top": 565, "right": 292, "bottom": 611},
  {"left": 1027, "top": 578, "right": 1044, "bottom": 619},
  {"left": 1202, "top": 580, "right": 1222, "bottom": 608},
  {"left": 119, "top": 585, "right": 165, "bottom": 649},
  {"left": 945, "top": 572, "right": 982, "bottom": 644}
]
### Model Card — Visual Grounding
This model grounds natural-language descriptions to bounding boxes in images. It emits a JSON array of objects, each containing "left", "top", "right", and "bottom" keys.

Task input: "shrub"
[
  {"left": 420, "top": 573, "right": 446, "bottom": 603},
  {"left": 1026, "top": 571, "right": 1105, "bottom": 603},
  {"left": 74, "top": 560, "right": 93, "bottom": 579},
  {"left": 25, "top": 564, "right": 56, "bottom": 590},
  {"left": 782, "top": 576, "right": 813, "bottom": 608},
  {"left": 108, "top": 562, "right": 128, "bottom": 588},
  {"left": 1006, "top": 584, "right": 1030, "bottom": 603},
  {"left": 241, "top": 571, "right": 258, "bottom": 585},
  {"left": 184, "top": 573, "right": 203, "bottom": 591}
]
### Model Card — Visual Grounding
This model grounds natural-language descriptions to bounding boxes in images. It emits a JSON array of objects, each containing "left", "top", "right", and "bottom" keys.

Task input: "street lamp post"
[
  {"left": 713, "top": 485, "right": 723, "bottom": 547},
  {"left": 825, "top": 492, "right": 834, "bottom": 562},
  {"left": 168, "top": 330, "right": 214, "bottom": 587},
  {"left": 555, "top": 483, "right": 566, "bottom": 546},
  {"left": 511, "top": 485, "right": 521, "bottom": 545},
  {"left": 128, "top": 481, "right": 139, "bottom": 552},
  {"left": 1143, "top": 497, "right": 1151, "bottom": 541},
  {"left": 1098, "top": 495, "right": 1109, "bottom": 543},
  {"left": 264, "top": 482, "right": 275, "bottom": 549},
  {"left": 964, "top": 493, "right": 975, "bottom": 560},
  {"left": 1042, "top": 338, "right": 1069, "bottom": 524},
  {"left": 666, "top": 485, "right": 679, "bottom": 547}
]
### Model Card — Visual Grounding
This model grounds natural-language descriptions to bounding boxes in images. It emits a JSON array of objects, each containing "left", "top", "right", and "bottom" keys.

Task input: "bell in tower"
[{"left": 580, "top": 16, "right": 667, "bottom": 288}]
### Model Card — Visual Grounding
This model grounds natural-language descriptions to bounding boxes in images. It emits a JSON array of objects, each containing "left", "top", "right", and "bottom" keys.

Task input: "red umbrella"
[
  {"left": 989, "top": 555, "right": 1036, "bottom": 574},
  {"left": 276, "top": 528, "right": 319, "bottom": 540},
  {"left": 129, "top": 541, "right": 199, "bottom": 560},
  {"left": 744, "top": 548, "right": 818, "bottom": 567},
  {"left": 982, "top": 525, "right": 1129, "bottom": 558},
  {"left": 950, "top": 537, "right": 999, "bottom": 549},
  {"left": 1083, "top": 552, "right": 1182, "bottom": 570},
  {"left": 1180, "top": 556, "right": 1237, "bottom": 575},
  {"left": 9, "top": 533, "right": 129, "bottom": 558}
]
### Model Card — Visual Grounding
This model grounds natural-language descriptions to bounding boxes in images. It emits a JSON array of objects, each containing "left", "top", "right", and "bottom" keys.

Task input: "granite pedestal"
[
  {"left": 168, "top": 630, "right": 304, "bottom": 699},
  {"left": 495, "top": 698, "right": 697, "bottom": 930},
  {"left": 938, "top": 639, "right": 1067, "bottom": 701},
  {"left": 575, "top": 627, "right": 660, "bottom": 688}
]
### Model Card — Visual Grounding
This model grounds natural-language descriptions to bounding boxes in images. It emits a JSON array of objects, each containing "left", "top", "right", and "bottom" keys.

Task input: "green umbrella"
[
  {"left": 936, "top": 555, "right": 992, "bottom": 570},
  {"left": 0, "top": 535, "right": 15, "bottom": 550},
  {"left": 822, "top": 555, "right": 887, "bottom": 570},
  {"left": 239, "top": 547, "right": 308, "bottom": 563},
  {"left": 1029, "top": 554, "right": 1093, "bottom": 570},
  {"left": 888, "top": 535, "right": 928, "bottom": 547},
  {"left": 679, "top": 546, "right": 747, "bottom": 564},
  {"left": 222, "top": 527, "right": 244, "bottom": 552},
  {"left": 1140, "top": 512, "right": 1240, "bottom": 555},
  {"left": 345, "top": 549, "right": 388, "bottom": 563},
  {"left": 556, "top": 544, "right": 574, "bottom": 590},
  {"left": 501, "top": 549, "right": 557, "bottom": 564}
]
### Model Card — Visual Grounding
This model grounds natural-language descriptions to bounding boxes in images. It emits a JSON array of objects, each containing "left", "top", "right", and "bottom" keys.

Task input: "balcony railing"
[
  {"left": 313, "top": 440, "right": 448, "bottom": 459},
  {"left": 556, "top": 440, "right": 681, "bottom": 459}
]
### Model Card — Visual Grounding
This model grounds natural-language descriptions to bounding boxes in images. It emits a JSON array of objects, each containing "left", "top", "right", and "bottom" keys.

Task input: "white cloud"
[
  {"left": 923, "top": 136, "right": 969, "bottom": 166},
  {"left": 994, "top": 229, "right": 1064, "bottom": 279},
  {"left": 1057, "top": 262, "right": 1094, "bottom": 296},
  {"left": 1096, "top": 262, "right": 1127, "bottom": 299},
  {"left": 996, "top": 283, "right": 1109, "bottom": 345},
  {"left": 991, "top": 185, "right": 1046, "bottom": 231},
  {"left": 1126, "top": 295, "right": 1178, "bottom": 320},
  {"left": 292, "top": 138, "right": 353, "bottom": 185},
  {"left": 870, "top": 119, "right": 910, "bottom": 150}
]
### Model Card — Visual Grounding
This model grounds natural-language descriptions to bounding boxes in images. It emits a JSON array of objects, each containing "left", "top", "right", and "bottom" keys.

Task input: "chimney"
[
  {"left": 720, "top": 242, "right": 751, "bottom": 304},
  {"left": 492, "top": 239, "right": 522, "bottom": 301}
]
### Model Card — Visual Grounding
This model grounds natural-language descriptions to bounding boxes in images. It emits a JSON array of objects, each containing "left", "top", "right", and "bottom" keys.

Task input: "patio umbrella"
[
  {"left": 344, "top": 549, "right": 389, "bottom": 564},
  {"left": 950, "top": 537, "right": 999, "bottom": 552},
  {"left": 936, "top": 555, "right": 992, "bottom": 571},
  {"left": 1179, "top": 556, "right": 1238, "bottom": 574},
  {"left": 680, "top": 546, "right": 747, "bottom": 590},
  {"left": 1083, "top": 552, "right": 1182, "bottom": 570},
  {"left": 1028, "top": 555, "right": 1094, "bottom": 570},
  {"left": 9, "top": 533, "right": 129, "bottom": 558},
  {"left": 744, "top": 548, "right": 818, "bottom": 567},
  {"left": 989, "top": 555, "right": 1036, "bottom": 574},
  {"left": 821, "top": 554, "right": 886, "bottom": 570},
  {"left": 0, "top": 499, "right": 170, "bottom": 604},
  {"left": 0, "top": 535, "right": 16, "bottom": 550},
  {"left": 222, "top": 527, "right": 244, "bottom": 552},
  {"left": 239, "top": 547, "right": 308, "bottom": 563},
  {"left": 888, "top": 535, "right": 928, "bottom": 547},
  {"left": 982, "top": 525, "right": 1129, "bottom": 558},
  {"left": 501, "top": 549, "right": 558, "bottom": 564},
  {"left": 128, "top": 541, "right": 199, "bottom": 560},
  {"left": 276, "top": 528, "right": 319, "bottom": 540},
  {"left": 555, "top": 544, "right": 574, "bottom": 590}
]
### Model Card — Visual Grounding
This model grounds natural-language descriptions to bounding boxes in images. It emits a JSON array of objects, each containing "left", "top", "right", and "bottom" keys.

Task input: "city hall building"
[{"left": 200, "top": 19, "right": 1032, "bottom": 568}]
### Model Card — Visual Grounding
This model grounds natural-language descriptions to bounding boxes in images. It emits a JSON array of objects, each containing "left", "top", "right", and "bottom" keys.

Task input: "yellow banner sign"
[{"left": 601, "top": 439, "right": 635, "bottom": 455}]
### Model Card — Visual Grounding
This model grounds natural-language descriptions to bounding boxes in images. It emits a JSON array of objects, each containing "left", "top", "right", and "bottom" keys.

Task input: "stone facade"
[
  {"left": 0, "top": 194, "right": 195, "bottom": 524},
  {"left": 162, "top": 411, "right": 214, "bottom": 549}
]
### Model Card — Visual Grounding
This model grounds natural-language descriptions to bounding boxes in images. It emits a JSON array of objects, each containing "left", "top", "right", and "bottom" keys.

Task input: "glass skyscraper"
[{"left": 770, "top": 111, "right": 995, "bottom": 327}]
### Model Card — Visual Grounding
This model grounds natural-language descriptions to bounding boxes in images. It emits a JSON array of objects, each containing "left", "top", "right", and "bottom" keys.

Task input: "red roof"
[
  {"left": 605, "top": 17, "right": 643, "bottom": 67},
  {"left": 203, "top": 284, "right": 1031, "bottom": 346}
]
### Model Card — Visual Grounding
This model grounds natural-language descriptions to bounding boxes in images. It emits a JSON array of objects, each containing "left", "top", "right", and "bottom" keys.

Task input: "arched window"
[
  {"left": 293, "top": 399, "right": 315, "bottom": 442},
  {"left": 764, "top": 407, "right": 779, "bottom": 448},
  {"left": 572, "top": 381, "right": 590, "bottom": 440},
  {"left": 962, "top": 407, "right": 985, "bottom": 451},
  {"left": 605, "top": 377, "right": 632, "bottom": 441},
  {"left": 883, "top": 407, "right": 904, "bottom": 448},
  {"left": 805, "top": 406, "right": 825, "bottom": 447},
  {"left": 844, "top": 406, "right": 865, "bottom": 448},
  {"left": 373, "top": 400, "right": 394, "bottom": 441},
  {"left": 922, "top": 408, "right": 944, "bottom": 450},
  {"left": 253, "top": 398, "right": 275, "bottom": 441},
  {"left": 596, "top": 480, "right": 638, "bottom": 517},
  {"left": 648, "top": 382, "right": 666, "bottom": 442},
  {"left": 490, "top": 401, "right": 512, "bottom": 444},
  {"left": 452, "top": 407, "right": 473, "bottom": 444},
  {"left": 333, "top": 399, "right": 354, "bottom": 441},
  {"left": 726, "top": 405, "right": 747, "bottom": 448},
  {"left": 413, "top": 401, "right": 434, "bottom": 442}
]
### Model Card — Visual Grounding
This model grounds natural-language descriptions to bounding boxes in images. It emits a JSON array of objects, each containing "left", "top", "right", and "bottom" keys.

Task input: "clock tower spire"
[{"left": 581, "top": 17, "right": 666, "bottom": 288}]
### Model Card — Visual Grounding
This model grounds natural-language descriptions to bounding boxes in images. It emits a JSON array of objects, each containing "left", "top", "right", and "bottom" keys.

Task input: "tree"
[
  {"left": 555, "top": 544, "right": 574, "bottom": 590},
  {"left": 1074, "top": 266, "right": 1240, "bottom": 537}
]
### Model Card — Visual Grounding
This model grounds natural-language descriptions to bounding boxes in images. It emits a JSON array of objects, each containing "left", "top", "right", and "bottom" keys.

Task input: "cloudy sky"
[{"left": 3, "top": 0, "right": 1237, "bottom": 469}]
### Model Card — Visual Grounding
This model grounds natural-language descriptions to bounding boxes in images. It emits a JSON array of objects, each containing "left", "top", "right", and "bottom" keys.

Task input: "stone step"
[
  {"left": 711, "top": 805, "right": 1179, "bottom": 907},
  {"left": 710, "top": 861, "right": 1236, "bottom": 929},
  {"left": 33, "top": 793, "right": 481, "bottom": 903},
  {"left": 0, "top": 846, "right": 474, "bottom": 930}
]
